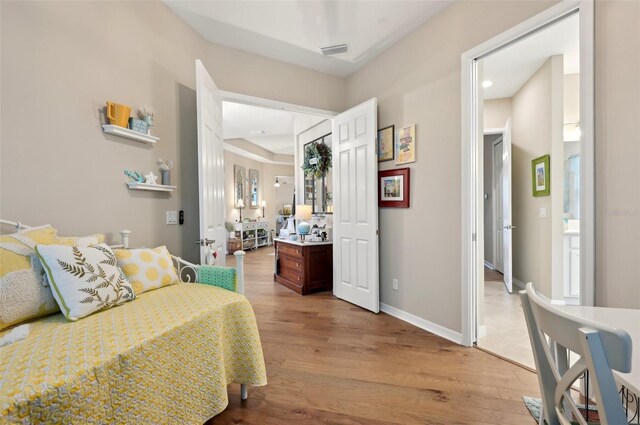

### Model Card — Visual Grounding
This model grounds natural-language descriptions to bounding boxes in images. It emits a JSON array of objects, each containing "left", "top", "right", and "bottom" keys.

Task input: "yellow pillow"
[
  {"left": 0, "top": 226, "right": 61, "bottom": 330},
  {"left": 115, "top": 246, "right": 179, "bottom": 294}
]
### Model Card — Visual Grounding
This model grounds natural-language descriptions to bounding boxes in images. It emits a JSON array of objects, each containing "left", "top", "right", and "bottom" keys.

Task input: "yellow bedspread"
[{"left": 0, "top": 283, "right": 267, "bottom": 424}]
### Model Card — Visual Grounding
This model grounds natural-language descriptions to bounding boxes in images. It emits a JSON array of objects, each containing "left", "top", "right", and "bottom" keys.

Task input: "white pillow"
[{"left": 35, "top": 243, "right": 136, "bottom": 320}]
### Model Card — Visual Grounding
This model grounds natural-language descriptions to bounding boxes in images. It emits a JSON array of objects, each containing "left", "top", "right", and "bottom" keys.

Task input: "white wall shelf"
[
  {"left": 127, "top": 182, "right": 175, "bottom": 192},
  {"left": 102, "top": 124, "right": 159, "bottom": 144}
]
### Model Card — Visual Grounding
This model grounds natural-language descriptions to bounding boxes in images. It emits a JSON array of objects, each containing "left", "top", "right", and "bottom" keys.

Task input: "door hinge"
[
  {"left": 472, "top": 233, "right": 476, "bottom": 242},
  {"left": 376, "top": 229, "right": 379, "bottom": 236}
]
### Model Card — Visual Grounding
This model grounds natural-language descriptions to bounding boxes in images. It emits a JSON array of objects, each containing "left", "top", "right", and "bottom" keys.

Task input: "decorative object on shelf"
[
  {"left": 138, "top": 106, "right": 155, "bottom": 127},
  {"left": 379, "top": 167, "right": 411, "bottom": 208},
  {"left": 532, "top": 154, "right": 551, "bottom": 197},
  {"left": 249, "top": 169, "right": 259, "bottom": 208},
  {"left": 234, "top": 165, "right": 249, "bottom": 210},
  {"left": 395, "top": 124, "right": 416, "bottom": 165},
  {"left": 261, "top": 200, "right": 267, "bottom": 218},
  {"left": 124, "top": 170, "right": 144, "bottom": 183},
  {"left": 128, "top": 118, "right": 148, "bottom": 134},
  {"left": 106, "top": 101, "right": 131, "bottom": 128},
  {"left": 144, "top": 172, "right": 158, "bottom": 185},
  {"left": 237, "top": 199, "right": 245, "bottom": 221},
  {"left": 157, "top": 159, "right": 174, "bottom": 185},
  {"left": 225, "top": 222, "right": 236, "bottom": 239},
  {"left": 296, "top": 205, "right": 312, "bottom": 242},
  {"left": 377, "top": 125, "right": 395, "bottom": 162},
  {"left": 302, "top": 140, "right": 332, "bottom": 178}
]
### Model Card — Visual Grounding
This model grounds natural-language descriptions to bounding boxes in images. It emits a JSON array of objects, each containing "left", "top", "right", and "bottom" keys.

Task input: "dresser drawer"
[{"left": 278, "top": 242, "right": 303, "bottom": 257}]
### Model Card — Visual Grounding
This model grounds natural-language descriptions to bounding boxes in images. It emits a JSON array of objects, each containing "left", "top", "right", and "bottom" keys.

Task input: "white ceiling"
[
  {"left": 163, "top": 0, "right": 453, "bottom": 77},
  {"left": 482, "top": 13, "right": 579, "bottom": 100},
  {"left": 223, "top": 101, "right": 299, "bottom": 155}
]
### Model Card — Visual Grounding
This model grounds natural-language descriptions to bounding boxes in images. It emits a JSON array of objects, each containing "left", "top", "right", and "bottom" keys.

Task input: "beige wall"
[
  {"left": 484, "top": 98, "right": 513, "bottom": 130},
  {"left": 595, "top": 0, "right": 640, "bottom": 309},
  {"left": 0, "top": 1, "right": 345, "bottom": 258},
  {"left": 511, "top": 57, "right": 564, "bottom": 300},
  {"left": 346, "top": 1, "right": 557, "bottom": 332}
]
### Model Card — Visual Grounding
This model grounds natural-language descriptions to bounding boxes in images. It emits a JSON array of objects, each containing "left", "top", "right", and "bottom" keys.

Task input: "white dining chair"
[{"left": 520, "top": 283, "right": 632, "bottom": 425}]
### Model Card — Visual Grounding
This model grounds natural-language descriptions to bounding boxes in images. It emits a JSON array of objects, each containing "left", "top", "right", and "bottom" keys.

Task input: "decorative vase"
[
  {"left": 161, "top": 170, "right": 170, "bottom": 185},
  {"left": 143, "top": 116, "right": 154, "bottom": 127}
]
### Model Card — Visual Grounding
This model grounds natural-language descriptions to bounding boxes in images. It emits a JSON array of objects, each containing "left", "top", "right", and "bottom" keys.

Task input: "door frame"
[
  {"left": 489, "top": 132, "right": 504, "bottom": 274},
  {"left": 460, "top": 0, "right": 595, "bottom": 346}
]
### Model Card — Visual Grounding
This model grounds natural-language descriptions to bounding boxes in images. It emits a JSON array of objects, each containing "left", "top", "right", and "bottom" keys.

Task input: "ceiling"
[
  {"left": 163, "top": 0, "right": 453, "bottom": 77},
  {"left": 223, "top": 101, "right": 301, "bottom": 156},
  {"left": 482, "top": 13, "right": 579, "bottom": 100}
]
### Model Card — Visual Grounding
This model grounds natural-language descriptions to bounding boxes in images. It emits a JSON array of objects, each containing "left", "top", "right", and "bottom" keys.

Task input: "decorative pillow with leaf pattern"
[{"left": 35, "top": 243, "right": 136, "bottom": 320}]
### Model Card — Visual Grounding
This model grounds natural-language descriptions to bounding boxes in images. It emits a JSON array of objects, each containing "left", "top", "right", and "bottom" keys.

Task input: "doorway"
[{"left": 460, "top": 0, "right": 595, "bottom": 350}]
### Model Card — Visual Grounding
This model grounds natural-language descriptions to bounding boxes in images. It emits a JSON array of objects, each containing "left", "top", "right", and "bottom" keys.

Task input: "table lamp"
[
  {"left": 237, "top": 199, "right": 244, "bottom": 221},
  {"left": 296, "top": 205, "right": 313, "bottom": 242},
  {"left": 261, "top": 200, "right": 267, "bottom": 218}
]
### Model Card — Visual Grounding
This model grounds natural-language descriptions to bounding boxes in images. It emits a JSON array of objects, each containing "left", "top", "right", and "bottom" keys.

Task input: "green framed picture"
[{"left": 531, "top": 154, "right": 550, "bottom": 197}]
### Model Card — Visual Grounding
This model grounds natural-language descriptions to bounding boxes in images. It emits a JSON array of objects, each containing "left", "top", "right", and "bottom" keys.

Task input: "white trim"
[
  {"left": 461, "top": 0, "right": 595, "bottom": 347},
  {"left": 513, "top": 278, "right": 567, "bottom": 305},
  {"left": 222, "top": 142, "right": 294, "bottom": 165},
  {"left": 513, "top": 277, "right": 527, "bottom": 291},
  {"left": 483, "top": 127, "right": 504, "bottom": 135},
  {"left": 477, "top": 325, "right": 487, "bottom": 339},
  {"left": 484, "top": 260, "right": 495, "bottom": 270},
  {"left": 381, "top": 303, "right": 463, "bottom": 345},
  {"left": 219, "top": 90, "right": 338, "bottom": 118},
  {"left": 491, "top": 135, "right": 504, "bottom": 273}
]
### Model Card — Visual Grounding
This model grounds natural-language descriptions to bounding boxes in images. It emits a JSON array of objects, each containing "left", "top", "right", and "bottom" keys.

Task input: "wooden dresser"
[{"left": 274, "top": 239, "right": 333, "bottom": 295}]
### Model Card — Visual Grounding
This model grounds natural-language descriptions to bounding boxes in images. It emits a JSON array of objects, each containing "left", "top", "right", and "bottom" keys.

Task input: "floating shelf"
[
  {"left": 103, "top": 124, "right": 159, "bottom": 144},
  {"left": 127, "top": 182, "right": 175, "bottom": 192}
]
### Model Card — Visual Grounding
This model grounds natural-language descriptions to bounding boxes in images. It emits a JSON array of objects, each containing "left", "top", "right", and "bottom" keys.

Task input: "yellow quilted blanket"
[{"left": 0, "top": 284, "right": 267, "bottom": 424}]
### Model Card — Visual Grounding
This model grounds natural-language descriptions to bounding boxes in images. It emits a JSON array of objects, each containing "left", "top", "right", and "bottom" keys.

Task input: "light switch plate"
[
  {"left": 166, "top": 211, "right": 178, "bottom": 225},
  {"left": 539, "top": 207, "right": 547, "bottom": 218}
]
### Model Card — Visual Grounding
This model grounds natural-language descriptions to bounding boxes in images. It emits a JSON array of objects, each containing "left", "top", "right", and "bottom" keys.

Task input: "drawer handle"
[{"left": 296, "top": 263, "right": 300, "bottom": 267}]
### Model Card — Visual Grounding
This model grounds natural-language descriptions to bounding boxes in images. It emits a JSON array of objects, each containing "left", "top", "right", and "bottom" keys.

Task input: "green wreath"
[{"left": 302, "top": 141, "right": 332, "bottom": 178}]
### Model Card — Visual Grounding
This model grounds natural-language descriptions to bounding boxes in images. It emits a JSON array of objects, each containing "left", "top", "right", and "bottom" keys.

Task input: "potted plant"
[
  {"left": 225, "top": 222, "right": 236, "bottom": 239},
  {"left": 157, "top": 159, "right": 174, "bottom": 185}
]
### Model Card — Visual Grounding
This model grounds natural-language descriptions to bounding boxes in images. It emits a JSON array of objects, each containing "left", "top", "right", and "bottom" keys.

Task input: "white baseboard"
[
  {"left": 484, "top": 261, "right": 495, "bottom": 270},
  {"left": 519, "top": 280, "right": 566, "bottom": 305},
  {"left": 477, "top": 324, "right": 487, "bottom": 338},
  {"left": 380, "top": 303, "right": 463, "bottom": 345}
]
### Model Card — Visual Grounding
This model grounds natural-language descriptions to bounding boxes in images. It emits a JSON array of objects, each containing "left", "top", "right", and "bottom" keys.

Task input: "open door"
[
  {"left": 502, "top": 119, "right": 513, "bottom": 292},
  {"left": 332, "top": 98, "right": 379, "bottom": 313},
  {"left": 195, "top": 60, "right": 226, "bottom": 266}
]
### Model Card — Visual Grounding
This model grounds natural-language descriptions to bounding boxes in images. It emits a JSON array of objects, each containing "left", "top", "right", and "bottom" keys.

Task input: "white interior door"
[
  {"left": 332, "top": 98, "right": 379, "bottom": 313},
  {"left": 502, "top": 119, "right": 513, "bottom": 292},
  {"left": 493, "top": 139, "right": 505, "bottom": 273},
  {"left": 195, "top": 60, "right": 225, "bottom": 266}
]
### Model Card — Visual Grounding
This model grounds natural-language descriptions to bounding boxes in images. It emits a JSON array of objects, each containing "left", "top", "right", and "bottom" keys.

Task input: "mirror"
[
  {"left": 249, "top": 169, "right": 259, "bottom": 209},
  {"left": 234, "top": 165, "right": 248, "bottom": 208},
  {"left": 303, "top": 133, "right": 332, "bottom": 214}
]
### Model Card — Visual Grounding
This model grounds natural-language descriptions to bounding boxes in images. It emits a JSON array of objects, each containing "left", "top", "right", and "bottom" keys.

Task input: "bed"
[{"left": 0, "top": 221, "right": 267, "bottom": 424}]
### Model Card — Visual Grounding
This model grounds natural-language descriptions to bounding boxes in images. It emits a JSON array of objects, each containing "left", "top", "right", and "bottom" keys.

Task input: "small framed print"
[
  {"left": 377, "top": 125, "right": 394, "bottom": 162},
  {"left": 379, "top": 168, "right": 410, "bottom": 208},
  {"left": 531, "top": 154, "right": 550, "bottom": 197},
  {"left": 395, "top": 124, "right": 416, "bottom": 165}
]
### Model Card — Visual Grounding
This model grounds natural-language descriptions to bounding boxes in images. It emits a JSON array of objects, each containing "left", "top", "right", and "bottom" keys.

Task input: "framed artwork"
[
  {"left": 377, "top": 125, "right": 394, "bottom": 162},
  {"left": 249, "top": 169, "right": 259, "bottom": 208},
  {"left": 395, "top": 124, "right": 416, "bottom": 165},
  {"left": 379, "top": 168, "right": 410, "bottom": 208},
  {"left": 282, "top": 204, "right": 293, "bottom": 216},
  {"left": 531, "top": 154, "right": 550, "bottom": 196}
]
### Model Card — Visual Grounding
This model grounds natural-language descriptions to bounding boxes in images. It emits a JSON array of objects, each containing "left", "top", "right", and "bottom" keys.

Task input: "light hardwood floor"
[{"left": 208, "top": 248, "right": 540, "bottom": 424}]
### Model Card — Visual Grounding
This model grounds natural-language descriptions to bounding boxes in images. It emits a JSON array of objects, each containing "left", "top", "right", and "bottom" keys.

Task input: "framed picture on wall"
[
  {"left": 531, "top": 154, "right": 550, "bottom": 196},
  {"left": 379, "top": 168, "right": 410, "bottom": 208},
  {"left": 395, "top": 124, "right": 416, "bottom": 165},
  {"left": 377, "top": 125, "right": 394, "bottom": 162}
]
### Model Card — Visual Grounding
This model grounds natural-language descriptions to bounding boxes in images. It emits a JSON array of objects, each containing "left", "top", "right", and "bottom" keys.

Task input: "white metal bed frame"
[{"left": 0, "top": 219, "right": 250, "bottom": 400}]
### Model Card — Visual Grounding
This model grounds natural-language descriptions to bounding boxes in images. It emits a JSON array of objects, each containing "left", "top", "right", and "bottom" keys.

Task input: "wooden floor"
[{"left": 208, "top": 248, "right": 540, "bottom": 424}]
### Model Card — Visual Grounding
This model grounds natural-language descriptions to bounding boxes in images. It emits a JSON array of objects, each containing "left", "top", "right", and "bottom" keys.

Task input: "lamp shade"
[
  {"left": 295, "top": 205, "right": 312, "bottom": 221},
  {"left": 261, "top": 200, "right": 267, "bottom": 208},
  {"left": 237, "top": 199, "right": 245, "bottom": 208}
]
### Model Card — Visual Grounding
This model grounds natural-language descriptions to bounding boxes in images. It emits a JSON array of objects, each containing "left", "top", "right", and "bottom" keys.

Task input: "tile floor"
[{"left": 477, "top": 269, "right": 535, "bottom": 369}]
